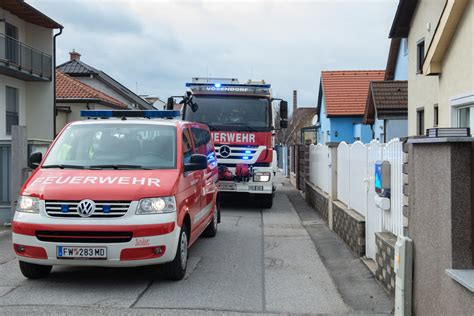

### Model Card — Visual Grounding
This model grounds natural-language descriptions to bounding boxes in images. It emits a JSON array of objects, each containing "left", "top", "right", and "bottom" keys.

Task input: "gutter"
[{"left": 53, "top": 27, "right": 63, "bottom": 137}]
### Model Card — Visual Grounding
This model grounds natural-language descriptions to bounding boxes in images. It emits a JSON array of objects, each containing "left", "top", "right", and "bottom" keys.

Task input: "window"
[
  {"left": 190, "top": 127, "right": 212, "bottom": 155},
  {"left": 5, "top": 23, "right": 19, "bottom": 64},
  {"left": 182, "top": 128, "right": 193, "bottom": 165},
  {"left": 403, "top": 38, "right": 408, "bottom": 56},
  {"left": 417, "top": 108, "right": 425, "bottom": 136},
  {"left": 417, "top": 39, "right": 425, "bottom": 74},
  {"left": 434, "top": 105, "right": 439, "bottom": 127},
  {"left": 43, "top": 124, "right": 177, "bottom": 169},
  {"left": 6, "top": 86, "right": 19, "bottom": 135},
  {"left": 458, "top": 107, "right": 470, "bottom": 128},
  {"left": 184, "top": 96, "right": 270, "bottom": 130}
]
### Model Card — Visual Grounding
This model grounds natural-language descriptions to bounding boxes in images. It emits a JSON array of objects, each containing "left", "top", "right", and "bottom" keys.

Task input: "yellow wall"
[{"left": 408, "top": 0, "right": 474, "bottom": 135}]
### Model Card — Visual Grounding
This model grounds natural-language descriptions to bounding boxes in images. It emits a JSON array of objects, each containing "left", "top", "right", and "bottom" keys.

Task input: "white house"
[{"left": 0, "top": 0, "right": 62, "bottom": 223}]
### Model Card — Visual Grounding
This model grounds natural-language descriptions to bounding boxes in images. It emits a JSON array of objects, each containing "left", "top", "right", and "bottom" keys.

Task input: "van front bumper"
[{"left": 12, "top": 219, "right": 180, "bottom": 267}]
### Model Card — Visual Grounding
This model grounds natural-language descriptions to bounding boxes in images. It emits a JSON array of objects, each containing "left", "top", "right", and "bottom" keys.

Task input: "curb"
[{"left": 0, "top": 229, "right": 11, "bottom": 239}]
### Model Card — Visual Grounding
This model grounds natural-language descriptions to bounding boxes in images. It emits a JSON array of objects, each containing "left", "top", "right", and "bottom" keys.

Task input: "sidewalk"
[
  {"left": 276, "top": 174, "right": 394, "bottom": 314},
  {"left": 0, "top": 225, "right": 11, "bottom": 238}
]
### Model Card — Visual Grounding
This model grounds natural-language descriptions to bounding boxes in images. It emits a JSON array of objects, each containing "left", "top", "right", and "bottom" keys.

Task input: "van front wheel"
[
  {"left": 164, "top": 226, "right": 188, "bottom": 281},
  {"left": 19, "top": 261, "right": 52, "bottom": 279}
]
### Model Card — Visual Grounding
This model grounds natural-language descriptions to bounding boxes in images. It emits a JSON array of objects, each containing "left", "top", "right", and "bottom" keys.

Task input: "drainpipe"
[{"left": 53, "top": 27, "right": 63, "bottom": 137}]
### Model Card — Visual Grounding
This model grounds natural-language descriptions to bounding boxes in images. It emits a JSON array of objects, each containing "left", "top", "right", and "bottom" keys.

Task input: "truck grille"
[
  {"left": 45, "top": 201, "right": 131, "bottom": 218},
  {"left": 215, "top": 145, "right": 259, "bottom": 160},
  {"left": 36, "top": 231, "right": 132, "bottom": 243}
]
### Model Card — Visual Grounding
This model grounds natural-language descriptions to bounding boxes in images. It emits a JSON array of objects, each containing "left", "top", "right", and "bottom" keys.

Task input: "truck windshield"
[
  {"left": 43, "top": 124, "right": 176, "bottom": 169},
  {"left": 184, "top": 96, "right": 270, "bottom": 131}
]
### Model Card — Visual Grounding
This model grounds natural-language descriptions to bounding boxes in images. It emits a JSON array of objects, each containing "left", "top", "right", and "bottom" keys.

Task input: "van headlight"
[
  {"left": 137, "top": 196, "right": 176, "bottom": 214},
  {"left": 16, "top": 196, "right": 40, "bottom": 213},
  {"left": 253, "top": 172, "right": 271, "bottom": 182}
]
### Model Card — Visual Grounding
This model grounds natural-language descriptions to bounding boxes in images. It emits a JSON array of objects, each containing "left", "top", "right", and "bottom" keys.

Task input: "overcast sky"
[{"left": 30, "top": 0, "right": 398, "bottom": 108}]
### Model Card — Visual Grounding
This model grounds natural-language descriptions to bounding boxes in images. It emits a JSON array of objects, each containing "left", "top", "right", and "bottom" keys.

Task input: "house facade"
[
  {"left": 316, "top": 70, "right": 385, "bottom": 144},
  {"left": 405, "top": 0, "right": 473, "bottom": 135},
  {"left": 364, "top": 36, "right": 408, "bottom": 143},
  {"left": 0, "top": 1, "right": 62, "bottom": 223},
  {"left": 55, "top": 70, "right": 129, "bottom": 133},
  {"left": 57, "top": 51, "right": 154, "bottom": 111}
]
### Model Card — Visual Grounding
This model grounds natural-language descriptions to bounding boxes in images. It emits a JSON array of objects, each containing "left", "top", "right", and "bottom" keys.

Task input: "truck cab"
[
  {"left": 12, "top": 110, "right": 219, "bottom": 281},
  {"left": 180, "top": 78, "right": 288, "bottom": 208}
]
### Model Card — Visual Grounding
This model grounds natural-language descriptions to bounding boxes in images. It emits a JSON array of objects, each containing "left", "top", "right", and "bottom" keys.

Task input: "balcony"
[{"left": 0, "top": 33, "right": 52, "bottom": 81}]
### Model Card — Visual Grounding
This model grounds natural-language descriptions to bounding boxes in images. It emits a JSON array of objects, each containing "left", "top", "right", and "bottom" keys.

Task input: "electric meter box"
[{"left": 375, "top": 161, "right": 391, "bottom": 198}]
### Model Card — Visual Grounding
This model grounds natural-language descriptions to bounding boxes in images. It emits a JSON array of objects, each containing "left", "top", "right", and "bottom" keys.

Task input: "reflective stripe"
[{"left": 193, "top": 202, "right": 213, "bottom": 225}]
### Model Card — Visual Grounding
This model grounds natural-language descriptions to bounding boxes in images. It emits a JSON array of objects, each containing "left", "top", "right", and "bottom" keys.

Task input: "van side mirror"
[
  {"left": 184, "top": 154, "right": 208, "bottom": 172},
  {"left": 166, "top": 97, "right": 174, "bottom": 110},
  {"left": 280, "top": 101, "right": 288, "bottom": 120},
  {"left": 280, "top": 119, "right": 288, "bottom": 129},
  {"left": 28, "top": 152, "right": 42, "bottom": 169}
]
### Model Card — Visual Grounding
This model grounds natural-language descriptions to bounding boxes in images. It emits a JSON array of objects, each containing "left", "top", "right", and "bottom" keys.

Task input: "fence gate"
[{"left": 365, "top": 141, "right": 384, "bottom": 260}]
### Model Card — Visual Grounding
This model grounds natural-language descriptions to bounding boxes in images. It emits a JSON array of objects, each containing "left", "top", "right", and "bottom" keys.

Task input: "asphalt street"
[{"left": 0, "top": 175, "right": 392, "bottom": 315}]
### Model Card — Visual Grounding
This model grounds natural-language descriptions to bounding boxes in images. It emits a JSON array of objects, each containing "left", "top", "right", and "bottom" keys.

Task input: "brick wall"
[
  {"left": 306, "top": 182, "right": 329, "bottom": 223},
  {"left": 375, "top": 232, "right": 396, "bottom": 296},
  {"left": 332, "top": 201, "right": 365, "bottom": 257}
]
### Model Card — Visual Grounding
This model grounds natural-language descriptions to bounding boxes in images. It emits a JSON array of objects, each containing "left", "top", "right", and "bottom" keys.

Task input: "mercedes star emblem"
[{"left": 219, "top": 145, "right": 231, "bottom": 158}]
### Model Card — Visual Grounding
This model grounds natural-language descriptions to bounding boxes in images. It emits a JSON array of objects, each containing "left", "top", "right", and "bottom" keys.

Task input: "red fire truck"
[{"left": 170, "top": 78, "right": 288, "bottom": 208}]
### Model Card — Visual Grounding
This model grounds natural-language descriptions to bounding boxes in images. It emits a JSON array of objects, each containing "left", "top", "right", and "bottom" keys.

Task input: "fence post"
[
  {"left": 10, "top": 126, "right": 28, "bottom": 222},
  {"left": 327, "top": 142, "right": 339, "bottom": 230}
]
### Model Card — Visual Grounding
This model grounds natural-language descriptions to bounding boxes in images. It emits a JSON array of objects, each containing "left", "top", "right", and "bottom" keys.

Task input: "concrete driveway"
[{"left": 0, "top": 175, "right": 392, "bottom": 315}]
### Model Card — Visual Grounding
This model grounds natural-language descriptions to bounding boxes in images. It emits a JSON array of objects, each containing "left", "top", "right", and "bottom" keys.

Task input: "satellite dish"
[{"left": 311, "top": 114, "right": 319, "bottom": 126}]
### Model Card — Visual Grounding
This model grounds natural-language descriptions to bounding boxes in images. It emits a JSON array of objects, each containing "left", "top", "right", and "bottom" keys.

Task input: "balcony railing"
[{"left": 0, "top": 33, "right": 52, "bottom": 81}]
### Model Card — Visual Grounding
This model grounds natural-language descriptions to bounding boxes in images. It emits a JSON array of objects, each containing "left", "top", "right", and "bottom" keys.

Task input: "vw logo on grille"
[
  {"left": 219, "top": 145, "right": 231, "bottom": 158},
  {"left": 77, "top": 199, "right": 96, "bottom": 217}
]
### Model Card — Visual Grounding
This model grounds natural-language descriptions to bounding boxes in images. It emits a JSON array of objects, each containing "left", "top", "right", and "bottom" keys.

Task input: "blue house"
[
  {"left": 316, "top": 70, "right": 385, "bottom": 144},
  {"left": 363, "top": 36, "right": 408, "bottom": 143}
]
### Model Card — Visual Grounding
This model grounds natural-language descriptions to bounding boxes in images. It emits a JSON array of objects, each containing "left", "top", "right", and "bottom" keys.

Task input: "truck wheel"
[
  {"left": 203, "top": 205, "right": 218, "bottom": 238},
  {"left": 19, "top": 261, "right": 52, "bottom": 279},
  {"left": 164, "top": 226, "right": 188, "bottom": 281},
  {"left": 260, "top": 194, "right": 273, "bottom": 209}
]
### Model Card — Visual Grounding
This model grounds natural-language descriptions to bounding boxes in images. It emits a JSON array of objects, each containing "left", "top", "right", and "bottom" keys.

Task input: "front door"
[{"left": 182, "top": 128, "right": 203, "bottom": 241}]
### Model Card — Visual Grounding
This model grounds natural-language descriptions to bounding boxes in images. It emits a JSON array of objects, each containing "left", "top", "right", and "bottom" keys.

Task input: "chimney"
[
  {"left": 69, "top": 50, "right": 81, "bottom": 61},
  {"left": 293, "top": 90, "right": 297, "bottom": 113}
]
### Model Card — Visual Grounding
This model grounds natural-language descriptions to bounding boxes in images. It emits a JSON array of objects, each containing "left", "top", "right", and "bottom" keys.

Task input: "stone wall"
[
  {"left": 298, "top": 145, "right": 310, "bottom": 191},
  {"left": 375, "top": 232, "right": 397, "bottom": 296},
  {"left": 306, "top": 182, "right": 329, "bottom": 223},
  {"left": 332, "top": 201, "right": 365, "bottom": 257}
]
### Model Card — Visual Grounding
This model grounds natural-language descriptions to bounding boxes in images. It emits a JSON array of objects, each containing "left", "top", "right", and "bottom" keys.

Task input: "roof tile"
[
  {"left": 322, "top": 70, "right": 385, "bottom": 116},
  {"left": 56, "top": 70, "right": 128, "bottom": 109}
]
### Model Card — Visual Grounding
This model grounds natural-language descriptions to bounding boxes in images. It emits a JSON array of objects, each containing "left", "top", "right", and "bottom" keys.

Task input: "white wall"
[
  {"left": 55, "top": 102, "right": 119, "bottom": 132},
  {"left": 0, "top": 75, "right": 26, "bottom": 140},
  {"left": 77, "top": 77, "right": 134, "bottom": 109},
  {"left": 408, "top": 0, "right": 473, "bottom": 135},
  {"left": 408, "top": 0, "right": 445, "bottom": 135},
  {"left": 440, "top": 1, "right": 474, "bottom": 129},
  {"left": 0, "top": 9, "right": 56, "bottom": 141}
]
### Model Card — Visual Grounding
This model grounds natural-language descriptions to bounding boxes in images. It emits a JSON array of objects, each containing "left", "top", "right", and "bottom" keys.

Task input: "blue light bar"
[
  {"left": 244, "top": 150, "right": 252, "bottom": 154},
  {"left": 186, "top": 82, "right": 271, "bottom": 88},
  {"left": 80, "top": 110, "right": 181, "bottom": 119},
  {"left": 242, "top": 156, "right": 250, "bottom": 160}
]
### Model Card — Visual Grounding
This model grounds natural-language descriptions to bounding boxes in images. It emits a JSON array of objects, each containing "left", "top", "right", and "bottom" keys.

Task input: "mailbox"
[
  {"left": 374, "top": 160, "right": 391, "bottom": 212},
  {"left": 375, "top": 160, "right": 391, "bottom": 198}
]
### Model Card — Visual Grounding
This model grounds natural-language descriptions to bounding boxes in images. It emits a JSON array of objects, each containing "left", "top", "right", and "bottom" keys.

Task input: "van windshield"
[{"left": 43, "top": 124, "right": 176, "bottom": 169}]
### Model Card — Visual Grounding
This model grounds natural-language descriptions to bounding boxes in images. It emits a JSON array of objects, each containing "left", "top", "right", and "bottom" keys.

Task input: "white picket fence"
[
  {"left": 309, "top": 144, "right": 330, "bottom": 194},
  {"left": 308, "top": 139, "right": 404, "bottom": 260}
]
